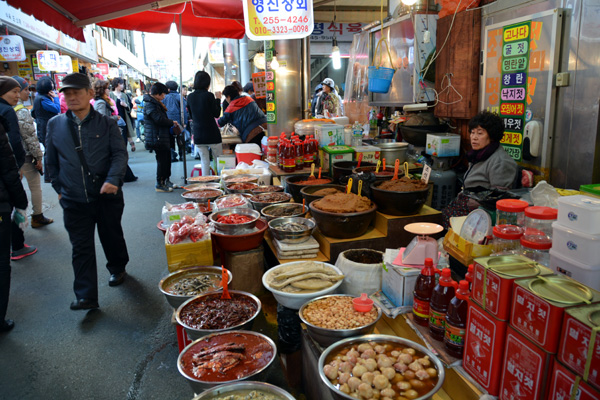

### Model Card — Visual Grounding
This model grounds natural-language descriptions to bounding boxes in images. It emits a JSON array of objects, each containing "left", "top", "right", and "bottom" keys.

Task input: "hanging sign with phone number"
[{"left": 243, "top": 0, "right": 314, "bottom": 40}]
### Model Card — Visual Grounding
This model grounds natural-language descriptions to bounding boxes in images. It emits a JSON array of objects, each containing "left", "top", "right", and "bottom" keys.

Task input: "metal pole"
[
  {"left": 179, "top": 14, "right": 187, "bottom": 184},
  {"left": 240, "top": 35, "right": 250, "bottom": 85},
  {"left": 301, "top": 37, "right": 311, "bottom": 119}
]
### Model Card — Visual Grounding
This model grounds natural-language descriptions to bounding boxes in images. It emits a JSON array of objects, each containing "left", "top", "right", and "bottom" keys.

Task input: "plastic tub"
[
  {"left": 524, "top": 206, "right": 557, "bottom": 238},
  {"left": 557, "top": 194, "right": 600, "bottom": 235},
  {"left": 496, "top": 199, "right": 529, "bottom": 226},
  {"left": 368, "top": 66, "right": 394, "bottom": 93},
  {"left": 492, "top": 224, "right": 523, "bottom": 255},
  {"left": 519, "top": 235, "right": 552, "bottom": 267},
  {"left": 549, "top": 248, "right": 600, "bottom": 291},
  {"left": 551, "top": 221, "right": 600, "bottom": 265}
]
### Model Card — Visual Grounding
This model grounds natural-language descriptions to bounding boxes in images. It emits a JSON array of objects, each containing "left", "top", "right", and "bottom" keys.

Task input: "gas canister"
[
  {"left": 472, "top": 255, "right": 553, "bottom": 321},
  {"left": 511, "top": 275, "right": 600, "bottom": 353}
]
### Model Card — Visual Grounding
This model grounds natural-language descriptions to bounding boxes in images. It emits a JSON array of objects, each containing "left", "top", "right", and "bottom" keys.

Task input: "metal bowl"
[
  {"left": 182, "top": 188, "right": 224, "bottom": 204},
  {"left": 158, "top": 266, "right": 232, "bottom": 309},
  {"left": 209, "top": 208, "right": 260, "bottom": 235},
  {"left": 222, "top": 174, "right": 260, "bottom": 184},
  {"left": 225, "top": 182, "right": 259, "bottom": 194},
  {"left": 262, "top": 261, "right": 344, "bottom": 310},
  {"left": 318, "top": 334, "right": 446, "bottom": 400},
  {"left": 261, "top": 203, "right": 307, "bottom": 221},
  {"left": 214, "top": 194, "right": 251, "bottom": 210},
  {"left": 192, "top": 381, "right": 295, "bottom": 400},
  {"left": 211, "top": 218, "right": 267, "bottom": 252},
  {"left": 177, "top": 330, "right": 277, "bottom": 392},
  {"left": 249, "top": 192, "right": 292, "bottom": 212},
  {"left": 251, "top": 185, "right": 284, "bottom": 195},
  {"left": 176, "top": 290, "right": 262, "bottom": 340},
  {"left": 268, "top": 217, "right": 315, "bottom": 244},
  {"left": 300, "top": 184, "right": 346, "bottom": 205},
  {"left": 184, "top": 182, "right": 222, "bottom": 191},
  {"left": 370, "top": 181, "right": 430, "bottom": 216},
  {"left": 309, "top": 201, "right": 377, "bottom": 239},
  {"left": 299, "top": 294, "right": 382, "bottom": 347},
  {"left": 188, "top": 175, "right": 221, "bottom": 183}
]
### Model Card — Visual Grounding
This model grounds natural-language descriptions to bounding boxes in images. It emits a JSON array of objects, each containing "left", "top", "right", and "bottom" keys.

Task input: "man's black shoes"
[
  {"left": 70, "top": 299, "right": 99, "bottom": 310},
  {"left": 109, "top": 272, "right": 126, "bottom": 287},
  {"left": 0, "top": 319, "right": 14, "bottom": 332}
]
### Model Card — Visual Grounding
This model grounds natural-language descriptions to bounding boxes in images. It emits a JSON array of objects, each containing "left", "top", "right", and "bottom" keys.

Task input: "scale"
[
  {"left": 459, "top": 209, "right": 493, "bottom": 245},
  {"left": 403, "top": 222, "right": 444, "bottom": 265}
]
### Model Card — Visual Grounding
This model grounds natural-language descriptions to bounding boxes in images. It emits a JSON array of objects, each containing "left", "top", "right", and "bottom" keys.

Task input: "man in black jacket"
[{"left": 45, "top": 73, "right": 130, "bottom": 311}]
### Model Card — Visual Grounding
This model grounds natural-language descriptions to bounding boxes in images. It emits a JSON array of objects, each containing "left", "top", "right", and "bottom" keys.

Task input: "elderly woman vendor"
[{"left": 442, "top": 111, "right": 518, "bottom": 227}]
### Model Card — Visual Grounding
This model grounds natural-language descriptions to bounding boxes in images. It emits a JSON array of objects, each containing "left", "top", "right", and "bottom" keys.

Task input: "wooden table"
[{"left": 268, "top": 164, "right": 312, "bottom": 178}]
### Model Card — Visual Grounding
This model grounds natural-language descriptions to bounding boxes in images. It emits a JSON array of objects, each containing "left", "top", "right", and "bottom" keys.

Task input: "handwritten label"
[
  {"left": 252, "top": 72, "right": 267, "bottom": 99},
  {"left": 243, "top": 0, "right": 314, "bottom": 40}
]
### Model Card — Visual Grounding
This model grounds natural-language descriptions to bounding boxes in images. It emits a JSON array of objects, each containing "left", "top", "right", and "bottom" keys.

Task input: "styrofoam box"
[
  {"left": 557, "top": 194, "right": 600, "bottom": 235},
  {"left": 551, "top": 221, "right": 600, "bottom": 265},
  {"left": 315, "top": 124, "right": 345, "bottom": 147},
  {"left": 549, "top": 248, "right": 600, "bottom": 291},
  {"left": 426, "top": 133, "right": 461, "bottom": 157}
]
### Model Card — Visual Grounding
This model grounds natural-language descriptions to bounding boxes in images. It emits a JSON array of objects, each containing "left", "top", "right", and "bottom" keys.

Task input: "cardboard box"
[
  {"left": 164, "top": 234, "right": 214, "bottom": 273},
  {"left": 548, "top": 360, "right": 600, "bottom": 400},
  {"left": 426, "top": 133, "right": 461, "bottom": 157},
  {"left": 500, "top": 326, "right": 555, "bottom": 400},
  {"left": 558, "top": 303, "right": 600, "bottom": 391},
  {"left": 320, "top": 145, "right": 354, "bottom": 174},
  {"left": 463, "top": 301, "right": 508, "bottom": 396},
  {"left": 217, "top": 155, "right": 236, "bottom": 174},
  {"left": 352, "top": 145, "right": 381, "bottom": 164},
  {"left": 382, "top": 249, "right": 420, "bottom": 307}
]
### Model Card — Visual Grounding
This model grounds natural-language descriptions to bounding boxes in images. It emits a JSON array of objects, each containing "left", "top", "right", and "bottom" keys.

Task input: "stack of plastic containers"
[
  {"left": 491, "top": 199, "right": 528, "bottom": 256},
  {"left": 550, "top": 194, "right": 600, "bottom": 291},
  {"left": 519, "top": 206, "right": 557, "bottom": 266}
]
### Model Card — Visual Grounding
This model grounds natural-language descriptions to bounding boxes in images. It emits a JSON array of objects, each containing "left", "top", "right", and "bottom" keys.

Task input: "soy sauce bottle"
[
  {"left": 412, "top": 258, "right": 438, "bottom": 327},
  {"left": 429, "top": 268, "right": 458, "bottom": 341},
  {"left": 444, "top": 280, "right": 470, "bottom": 358}
]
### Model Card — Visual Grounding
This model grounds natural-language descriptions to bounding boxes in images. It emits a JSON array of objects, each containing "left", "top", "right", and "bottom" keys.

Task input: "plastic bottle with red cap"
[
  {"left": 444, "top": 280, "right": 470, "bottom": 358},
  {"left": 524, "top": 206, "right": 557, "bottom": 238},
  {"left": 412, "top": 257, "right": 438, "bottom": 327},
  {"left": 429, "top": 268, "right": 458, "bottom": 341},
  {"left": 496, "top": 199, "right": 529, "bottom": 226},
  {"left": 465, "top": 264, "right": 474, "bottom": 290}
]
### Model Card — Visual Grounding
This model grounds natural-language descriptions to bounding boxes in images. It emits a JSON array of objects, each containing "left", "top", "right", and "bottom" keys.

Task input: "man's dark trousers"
[{"left": 60, "top": 194, "right": 129, "bottom": 301}]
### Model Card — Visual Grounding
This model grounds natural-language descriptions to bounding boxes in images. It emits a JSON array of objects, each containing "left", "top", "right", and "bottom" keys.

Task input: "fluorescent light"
[
  {"left": 332, "top": 36, "right": 341, "bottom": 70},
  {"left": 402, "top": 0, "right": 418, "bottom": 5},
  {"left": 270, "top": 56, "right": 279, "bottom": 70}
]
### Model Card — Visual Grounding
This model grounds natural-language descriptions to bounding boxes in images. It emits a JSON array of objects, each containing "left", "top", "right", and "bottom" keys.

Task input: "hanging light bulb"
[
  {"left": 254, "top": 52, "right": 266, "bottom": 70},
  {"left": 270, "top": 56, "right": 279, "bottom": 70},
  {"left": 332, "top": 37, "right": 341, "bottom": 70},
  {"left": 401, "top": 0, "right": 418, "bottom": 5}
]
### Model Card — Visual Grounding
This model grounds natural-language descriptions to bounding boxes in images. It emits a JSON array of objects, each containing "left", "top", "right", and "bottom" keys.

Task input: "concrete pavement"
[{"left": 0, "top": 148, "right": 293, "bottom": 400}]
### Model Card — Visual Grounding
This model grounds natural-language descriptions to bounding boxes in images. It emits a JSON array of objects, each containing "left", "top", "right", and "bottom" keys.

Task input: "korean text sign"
[
  {"left": 0, "top": 35, "right": 25, "bottom": 62},
  {"left": 243, "top": 0, "right": 314, "bottom": 40}
]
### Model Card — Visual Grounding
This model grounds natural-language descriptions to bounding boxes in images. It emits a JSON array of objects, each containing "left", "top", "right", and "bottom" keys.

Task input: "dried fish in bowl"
[
  {"left": 277, "top": 222, "right": 309, "bottom": 232},
  {"left": 266, "top": 262, "right": 344, "bottom": 293},
  {"left": 168, "top": 274, "right": 222, "bottom": 296}
]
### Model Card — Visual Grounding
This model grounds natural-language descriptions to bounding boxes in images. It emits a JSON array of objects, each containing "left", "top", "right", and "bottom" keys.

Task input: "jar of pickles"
[
  {"left": 492, "top": 224, "right": 524, "bottom": 255},
  {"left": 520, "top": 234, "right": 552, "bottom": 267},
  {"left": 496, "top": 199, "right": 529, "bottom": 226},
  {"left": 524, "top": 206, "right": 557, "bottom": 238}
]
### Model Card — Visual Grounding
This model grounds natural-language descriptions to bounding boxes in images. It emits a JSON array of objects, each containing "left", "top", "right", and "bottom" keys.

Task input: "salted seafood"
[
  {"left": 168, "top": 274, "right": 221, "bottom": 296},
  {"left": 275, "top": 222, "right": 308, "bottom": 232},
  {"left": 192, "top": 343, "right": 247, "bottom": 376},
  {"left": 267, "top": 262, "right": 344, "bottom": 293}
]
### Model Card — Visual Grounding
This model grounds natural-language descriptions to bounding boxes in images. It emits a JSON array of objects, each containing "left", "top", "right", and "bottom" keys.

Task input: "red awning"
[
  {"left": 4, "top": 0, "right": 244, "bottom": 41},
  {"left": 97, "top": 1, "right": 245, "bottom": 39}
]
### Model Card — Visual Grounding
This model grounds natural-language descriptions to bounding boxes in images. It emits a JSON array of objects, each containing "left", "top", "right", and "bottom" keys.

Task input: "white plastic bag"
[{"left": 530, "top": 180, "right": 560, "bottom": 207}]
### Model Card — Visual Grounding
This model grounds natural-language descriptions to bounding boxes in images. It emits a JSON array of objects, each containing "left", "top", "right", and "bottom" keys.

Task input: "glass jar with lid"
[
  {"left": 520, "top": 234, "right": 552, "bottom": 267},
  {"left": 492, "top": 224, "right": 524, "bottom": 255},
  {"left": 524, "top": 206, "right": 558, "bottom": 238},
  {"left": 496, "top": 199, "right": 529, "bottom": 226}
]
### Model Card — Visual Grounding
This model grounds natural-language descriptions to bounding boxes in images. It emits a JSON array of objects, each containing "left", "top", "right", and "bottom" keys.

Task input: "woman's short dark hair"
[
  {"left": 111, "top": 77, "right": 124, "bottom": 90},
  {"left": 231, "top": 81, "right": 243, "bottom": 92},
  {"left": 223, "top": 85, "right": 239, "bottom": 100},
  {"left": 93, "top": 80, "right": 109, "bottom": 99},
  {"left": 468, "top": 111, "right": 505, "bottom": 142},
  {"left": 193, "top": 71, "right": 211, "bottom": 90},
  {"left": 151, "top": 82, "right": 168, "bottom": 96}
]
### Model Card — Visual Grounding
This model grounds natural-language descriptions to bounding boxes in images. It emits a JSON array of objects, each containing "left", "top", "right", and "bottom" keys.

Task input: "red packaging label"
[
  {"left": 413, "top": 298, "right": 430, "bottom": 319},
  {"left": 511, "top": 285, "right": 554, "bottom": 348},
  {"left": 444, "top": 323, "right": 466, "bottom": 347},
  {"left": 472, "top": 264, "right": 503, "bottom": 315},
  {"left": 549, "top": 360, "right": 600, "bottom": 400},
  {"left": 283, "top": 159, "right": 296, "bottom": 168},
  {"left": 463, "top": 303, "right": 507, "bottom": 395},
  {"left": 559, "top": 316, "right": 600, "bottom": 391},
  {"left": 500, "top": 327, "right": 551, "bottom": 400},
  {"left": 429, "top": 309, "right": 446, "bottom": 328}
]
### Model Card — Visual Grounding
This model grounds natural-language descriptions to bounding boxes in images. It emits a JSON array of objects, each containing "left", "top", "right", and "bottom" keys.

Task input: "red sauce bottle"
[
  {"left": 444, "top": 280, "right": 470, "bottom": 358},
  {"left": 303, "top": 136, "right": 314, "bottom": 167},
  {"left": 311, "top": 136, "right": 319, "bottom": 167},
  {"left": 412, "top": 258, "right": 438, "bottom": 327},
  {"left": 283, "top": 140, "right": 296, "bottom": 172},
  {"left": 294, "top": 139, "right": 304, "bottom": 170},
  {"left": 429, "top": 268, "right": 458, "bottom": 341},
  {"left": 277, "top": 133, "right": 286, "bottom": 169},
  {"left": 465, "top": 264, "right": 474, "bottom": 290}
]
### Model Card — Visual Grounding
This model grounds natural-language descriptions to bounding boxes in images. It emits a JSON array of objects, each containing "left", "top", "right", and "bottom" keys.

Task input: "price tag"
[
  {"left": 421, "top": 164, "right": 432, "bottom": 184},
  {"left": 243, "top": 0, "right": 315, "bottom": 40}
]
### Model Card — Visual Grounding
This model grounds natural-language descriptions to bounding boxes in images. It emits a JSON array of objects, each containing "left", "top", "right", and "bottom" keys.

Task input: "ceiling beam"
[{"left": 75, "top": 0, "right": 187, "bottom": 27}]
